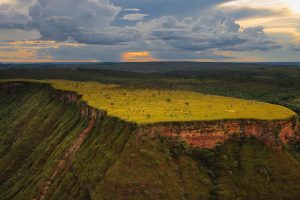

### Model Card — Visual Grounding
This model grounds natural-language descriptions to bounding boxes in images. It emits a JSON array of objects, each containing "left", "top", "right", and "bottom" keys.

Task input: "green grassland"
[
  {"left": 1, "top": 65, "right": 300, "bottom": 200},
  {"left": 0, "top": 85, "right": 87, "bottom": 199},
  {"left": 2, "top": 79, "right": 296, "bottom": 124},
  {"left": 2, "top": 64, "right": 300, "bottom": 115},
  {"left": 0, "top": 86, "right": 299, "bottom": 200}
]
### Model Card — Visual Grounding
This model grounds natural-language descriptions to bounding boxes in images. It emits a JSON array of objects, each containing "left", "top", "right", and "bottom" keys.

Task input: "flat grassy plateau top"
[{"left": 2, "top": 79, "right": 296, "bottom": 124}]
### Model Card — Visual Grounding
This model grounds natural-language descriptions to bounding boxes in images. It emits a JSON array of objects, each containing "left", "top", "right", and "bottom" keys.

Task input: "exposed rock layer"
[
  {"left": 138, "top": 118, "right": 299, "bottom": 149},
  {"left": 1, "top": 81, "right": 299, "bottom": 150}
]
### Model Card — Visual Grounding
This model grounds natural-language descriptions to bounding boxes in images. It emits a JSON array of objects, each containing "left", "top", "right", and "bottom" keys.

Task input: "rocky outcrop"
[
  {"left": 52, "top": 89, "right": 107, "bottom": 120},
  {"left": 138, "top": 118, "right": 299, "bottom": 149},
  {"left": 1, "top": 81, "right": 299, "bottom": 150}
]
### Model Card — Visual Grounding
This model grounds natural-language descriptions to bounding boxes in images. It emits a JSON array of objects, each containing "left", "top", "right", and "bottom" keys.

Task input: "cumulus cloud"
[
  {"left": 0, "top": 0, "right": 32, "bottom": 30},
  {"left": 136, "top": 12, "right": 281, "bottom": 52},
  {"left": 121, "top": 13, "right": 148, "bottom": 21},
  {"left": 1, "top": 0, "right": 138, "bottom": 45},
  {"left": 0, "top": 0, "right": 284, "bottom": 61},
  {"left": 0, "top": 1, "right": 280, "bottom": 51},
  {"left": 27, "top": 0, "right": 127, "bottom": 44}
]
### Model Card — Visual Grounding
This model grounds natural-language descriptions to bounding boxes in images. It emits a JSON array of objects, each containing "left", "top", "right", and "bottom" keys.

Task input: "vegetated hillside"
[
  {"left": 1, "top": 79, "right": 296, "bottom": 124},
  {"left": 0, "top": 84, "right": 134, "bottom": 200},
  {"left": 0, "top": 84, "right": 300, "bottom": 200}
]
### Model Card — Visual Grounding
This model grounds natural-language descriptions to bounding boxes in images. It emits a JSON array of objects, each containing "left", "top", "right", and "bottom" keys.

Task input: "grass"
[
  {"left": 0, "top": 85, "right": 135, "bottom": 200},
  {"left": 89, "top": 134, "right": 300, "bottom": 200},
  {"left": 0, "top": 80, "right": 299, "bottom": 200},
  {"left": 0, "top": 85, "right": 87, "bottom": 199},
  {"left": 1, "top": 79, "right": 296, "bottom": 124}
]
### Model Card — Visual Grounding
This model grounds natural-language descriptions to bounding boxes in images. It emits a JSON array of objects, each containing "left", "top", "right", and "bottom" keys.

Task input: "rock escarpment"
[
  {"left": 52, "top": 89, "right": 107, "bottom": 120},
  {"left": 0, "top": 81, "right": 136, "bottom": 200},
  {"left": 138, "top": 118, "right": 299, "bottom": 149},
  {"left": 1, "top": 81, "right": 300, "bottom": 200},
  {"left": 2, "top": 81, "right": 299, "bottom": 150}
]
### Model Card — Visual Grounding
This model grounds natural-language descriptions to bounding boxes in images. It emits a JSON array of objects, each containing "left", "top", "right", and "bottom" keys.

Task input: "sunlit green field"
[{"left": 2, "top": 79, "right": 296, "bottom": 124}]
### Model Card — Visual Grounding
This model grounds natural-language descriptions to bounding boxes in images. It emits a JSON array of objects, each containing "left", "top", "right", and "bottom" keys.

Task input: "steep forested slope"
[
  {"left": 0, "top": 85, "right": 134, "bottom": 200},
  {"left": 0, "top": 85, "right": 87, "bottom": 199},
  {"left": 0, "top": 84, "right": 300, "bottom": 200}
]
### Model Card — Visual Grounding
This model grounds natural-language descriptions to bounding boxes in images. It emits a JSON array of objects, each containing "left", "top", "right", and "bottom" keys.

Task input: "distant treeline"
[{"left": 1, "top": 63, "right": 300, "bottom": 114}]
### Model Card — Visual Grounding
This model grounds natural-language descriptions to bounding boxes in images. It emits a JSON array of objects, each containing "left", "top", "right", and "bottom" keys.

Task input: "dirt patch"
[{"left": 35, "top": 118, "right": 95, "bottom": 200}]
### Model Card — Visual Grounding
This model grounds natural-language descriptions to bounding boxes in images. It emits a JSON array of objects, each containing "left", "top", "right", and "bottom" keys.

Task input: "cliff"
[
  {"left": 0, "top": 81, "right": 135, "bottom": 200},
  {"left": 1, "top": 81, "right": 299, "bottom": 150},
  {"left": 138, "top": 118, "right": 299, "bottom": 149},
  {"left": 1, "top": 81, "right": 300, "bottom": 200},
  {"left": 52, "top": 89, "right": 107, "bottom": 120}
]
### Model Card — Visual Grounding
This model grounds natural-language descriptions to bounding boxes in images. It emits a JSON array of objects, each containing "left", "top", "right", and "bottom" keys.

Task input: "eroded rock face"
[
  {"left": 52, "top": 89, "right": 107, "bottom": 120},
  {"left": 2, "top": 81, "right": 299, "bottom": 150},
  {"left": 138, "top": 118, "right": 299, "bottom": 149}
]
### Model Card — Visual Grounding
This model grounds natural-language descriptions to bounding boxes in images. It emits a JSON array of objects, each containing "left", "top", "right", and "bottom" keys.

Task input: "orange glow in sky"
[
  {"left": 121, "top": 51, "right": 157, "bottom": 62},
  {"left": 0, "top": 0, "right": 12, "bottom": 4}
]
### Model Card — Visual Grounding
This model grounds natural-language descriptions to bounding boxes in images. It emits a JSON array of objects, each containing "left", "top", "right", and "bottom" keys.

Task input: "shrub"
[
  {"left": 189, "top": 148, "right": 216, "bottom": 168},
  {"left": 169, "top": 141, "right": 186, "bottom": 160},
  {"left": 289, "top": 137, "right": 300, "bottom": 153}
]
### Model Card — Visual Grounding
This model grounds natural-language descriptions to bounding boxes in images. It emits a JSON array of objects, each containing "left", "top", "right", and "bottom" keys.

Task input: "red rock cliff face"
[
  {"left": 138, "top": 118, "right": 299, "bottom": 149},
  {"left": 2, "top": 82, "right": 299, "bottom": 149}
]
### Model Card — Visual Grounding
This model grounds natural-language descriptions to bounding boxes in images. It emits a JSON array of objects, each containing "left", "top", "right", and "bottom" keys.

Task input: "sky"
[{"left": 0, "top": 0, "right": 299, "bottom": 62}]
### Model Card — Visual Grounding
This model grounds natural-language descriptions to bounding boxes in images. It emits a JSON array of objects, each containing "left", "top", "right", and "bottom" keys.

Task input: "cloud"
[
  {"left": 0, "top": 0, "right": 293, "bottom": 62},
  {"left": 122, "top": 51, "right": 157, "bottom": 62},
  {"left": 72, "top": 27, "right": 140, "bottom": 45},
  {"left": 27, "top": 0, "right": 126, "bottom": 44},
  {"left": 0, "top": 1, "right": 283, "bottom": 51},
  {"left": 221, "top": 7, "right": 287, "bottom": 20},
  {"left": 1, "top": 0, "right": 136, "bottom": 45},
  {"left": 121, "top": 13, "right": 149, "bottom": 21},
  {"left": 112, "top": 0, "right": 230, "bottom": 18},
  {"left": 0, "top": 0, "right": 32, "bottom": 30},
  {"left": 0, "top": 11, "right": 29, "bottom": 30},
  {"left": 123, "top": 8, "right": 140, "bottom": 12},
  {"left": 136, "top": 12, "right": 281, "bottom": 52},
  {"left": 289, "top": 44, "right": 300, "bottom": 51}
]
